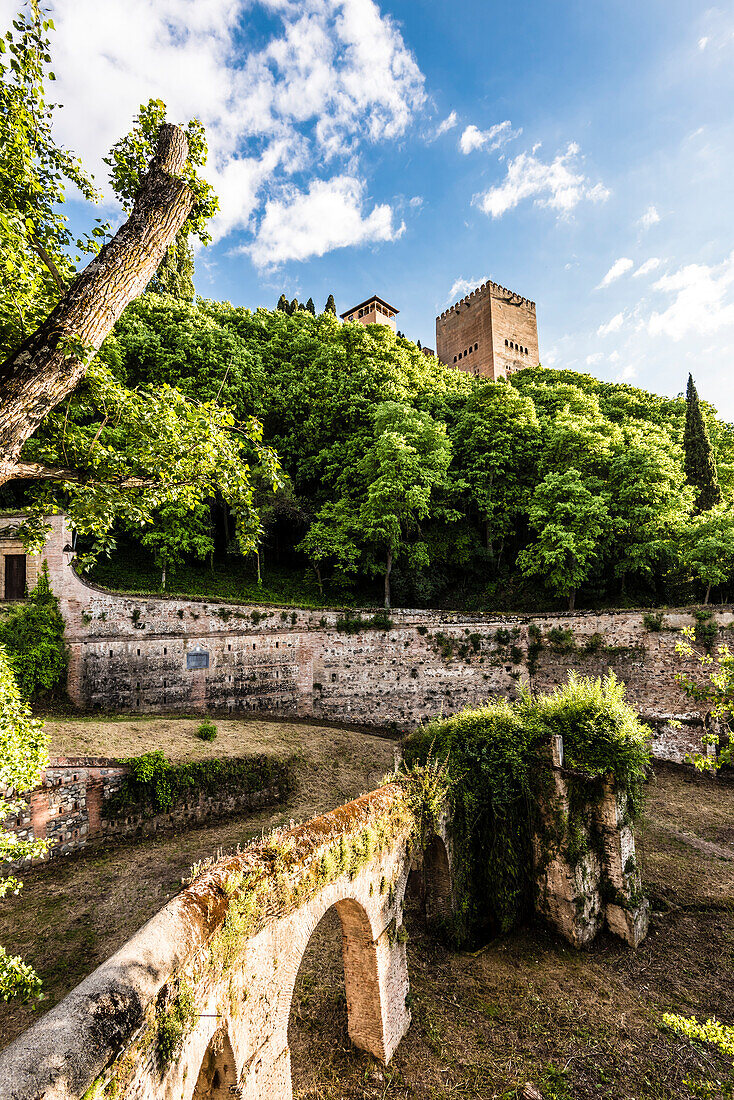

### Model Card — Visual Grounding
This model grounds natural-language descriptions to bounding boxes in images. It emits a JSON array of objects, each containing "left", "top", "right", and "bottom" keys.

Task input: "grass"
[{"left": 89, "top": 551, "right": 380, "bottom": 610}]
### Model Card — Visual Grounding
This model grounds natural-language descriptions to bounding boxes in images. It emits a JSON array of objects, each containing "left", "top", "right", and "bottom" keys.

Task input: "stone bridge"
[
  {"left": 0, "top": 759, "right": 646, "bottom": 1100},
  {"left": 0, "top": 785, "right": 449, "bottom": 1100}
]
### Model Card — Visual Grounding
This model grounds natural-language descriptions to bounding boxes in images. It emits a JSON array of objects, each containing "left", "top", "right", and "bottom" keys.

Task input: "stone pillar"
[
  {"left": 532, "top": 741, "right": 604, "bottom": 947},
  {"left": 596, "top": 779, "right": 650, "bottom": 947}
]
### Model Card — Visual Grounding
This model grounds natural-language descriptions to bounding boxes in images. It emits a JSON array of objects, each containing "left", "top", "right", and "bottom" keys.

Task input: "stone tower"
[{"left": 435, "top": 280, "right": 539, "bottom": 380}]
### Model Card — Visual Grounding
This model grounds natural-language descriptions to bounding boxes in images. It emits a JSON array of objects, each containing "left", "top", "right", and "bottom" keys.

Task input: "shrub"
[
  {"left": 196, "top": 719, "right": 217, "bottom": 742},
  {"left": 0, "top": 565, "right": 67, "bottom": 700},
  {"left": 104, "top": 751, "right": 293, "bottom": 817},
  {"left": 693, "top": 609, "right": 718, "bottom": 653},
  {"left": 336, "top": 610, "right": 393, "bottom": 634},
  {"left": 155, "top": 981, "right": 196, "bottom": 1073},
  {"left": 547, "top": 627, "right": 576, "bottom": 653},
  {"left": 642, "top": 611, "right": 667, "bottom": 632},
  {"left": 583, "top": 632, "right": 605, "bottom": 654}
]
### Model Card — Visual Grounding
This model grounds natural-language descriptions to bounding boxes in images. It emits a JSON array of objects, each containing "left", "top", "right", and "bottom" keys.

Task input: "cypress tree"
[
  {"left": 306, "top": 297, "right": 315, "bottom": 315},
  {"left": 289, "top": 298, "right": 299, "bottom": 315},
  {"left": 324, "top": 293, "right": 337, "bottom": 315},
  {"left": 683, "top": 373, "right": 721, "bottom": 510},
  {"left": 276, "top": 293, "right": 288, "bottom": 312}
]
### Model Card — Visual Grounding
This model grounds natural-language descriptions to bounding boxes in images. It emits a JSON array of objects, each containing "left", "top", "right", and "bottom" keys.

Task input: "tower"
[
  {"left": 340, "top": 295, "right": 399, "bottom": 332},
  {"left": 435, "top": 280, "right": 539, "bottom": 380}
]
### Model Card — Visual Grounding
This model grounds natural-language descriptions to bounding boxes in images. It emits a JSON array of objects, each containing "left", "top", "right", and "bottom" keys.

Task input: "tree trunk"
[
  {"left": 256, "top": 549, "right": 262, "bottom": 586},
  {"left": 313, "top": 565, "right": 323, "bottom": 595},
  {"left": 161, "top": 565, "right": 167, "bottom": 591},
  {"left": 568, "top": 588, "right": 576, "bottom": 611},
  {"left": 384, "top": 549, "right": 393, "bottom": 609},
  {"left": 705, "top": 583, "right": 711, "bottom": 605},
  {"left": 0, "top": 125, "right": 194, "bottom": 486}
]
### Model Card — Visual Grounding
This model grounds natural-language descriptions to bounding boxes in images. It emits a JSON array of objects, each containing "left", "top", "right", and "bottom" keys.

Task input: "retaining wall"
[
  {"left": 18, "top": 516, "right": 733, "bottom": 764},
  {"left": 2, "top": 756, "right": 286, "bottom": 871}
]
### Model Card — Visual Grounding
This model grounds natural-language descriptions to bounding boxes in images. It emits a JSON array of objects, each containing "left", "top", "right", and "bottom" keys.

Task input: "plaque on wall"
[{"left": 186, "top": 648, "right": 209, "bottom": 670}]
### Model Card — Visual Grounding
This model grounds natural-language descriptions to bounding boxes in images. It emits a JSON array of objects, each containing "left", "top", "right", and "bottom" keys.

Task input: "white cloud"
[
  {"left": 633, "top": 257, "right": 662, "bottom": 279},
  {"left": 473, "top": 142, "right": 609, "bottom": 218},
  {"left": 36, "top": 0, "right": 425, "bottom": 254},
  {"left": 598, "top": 312, "right": 625, "bottom": 337},
  {"left": 445, "top": 275, "right": 487, "bottom": 304},
  {"left": 638, "top": 205, "right": 660, "bottom": 230},
  {"left": 409, "top": 195, "right": 424, "bottom": 209},
  {"left": 698, "top": 35, "right": 709, "bottom": 50},
  {"left": 585, "top": 352, "right": 604, "bottom": 364},
  {"left": 247, "top": 174, "right": 404, "bottom": 267},
  {"left": 434, "top": 111, "right": 458, "bottom": 138},
  {"left": 647, "top": 252, "right": 734, "bottom": 340},
  {"left": 616, "top": 364, "right": 637, "bottom": 381},
  {"left": 459, "top": 120, "right": 519, "bottom": 155},
  {"left": 596, "top": 257, "right": 634, "bottom": 289}
]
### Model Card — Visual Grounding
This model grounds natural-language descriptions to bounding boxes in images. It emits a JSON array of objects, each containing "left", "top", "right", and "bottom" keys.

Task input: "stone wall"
[
  {"left": 11, "top": 515, "right": 729, "bottom": 765},
  {"left": 2, "top": 756, "right": 287, "bottom": 872}
]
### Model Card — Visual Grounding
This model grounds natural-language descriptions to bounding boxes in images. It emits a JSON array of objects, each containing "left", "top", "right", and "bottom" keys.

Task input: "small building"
[
  {"left": 436, "top": 280, "right": 539, "bottom": 381},
  {"left": 340, "top": 295, "right": 399, "bottom": 332},
  {"left": 0, "top": 514, "right": 69, "bottom": 600}
]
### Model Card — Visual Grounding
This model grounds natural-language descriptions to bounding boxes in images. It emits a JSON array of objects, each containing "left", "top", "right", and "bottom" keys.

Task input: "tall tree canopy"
[
  {"left": 78, "top": 295, "right": 734, "bottom": 610},
  {"left": 0, "top": 6, "right": 278, "bottom": 565},
  {"left": 683, "top": 373, "right": 722, "bottom": 511}
]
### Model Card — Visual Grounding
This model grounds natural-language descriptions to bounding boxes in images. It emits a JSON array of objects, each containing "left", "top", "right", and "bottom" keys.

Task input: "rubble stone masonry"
[{"left": 15, "top": 515, "right": 730, "bottom": 765}]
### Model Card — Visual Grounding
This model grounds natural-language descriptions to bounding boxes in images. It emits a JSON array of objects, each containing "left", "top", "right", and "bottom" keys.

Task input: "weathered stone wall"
[
  {"left": 11, "top": 515, "right": 729, "bottom": 765},
  {"left": 2, "top": 756, "right": 286, "bottom": 872}
]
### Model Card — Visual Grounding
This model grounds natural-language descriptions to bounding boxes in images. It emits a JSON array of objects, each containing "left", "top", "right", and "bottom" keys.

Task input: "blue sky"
[{"left": 5, "top": 0, "right": 734, "bottom": 416}]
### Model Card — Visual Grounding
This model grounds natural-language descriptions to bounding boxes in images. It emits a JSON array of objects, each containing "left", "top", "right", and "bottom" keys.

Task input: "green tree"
[
  {"left": 276, "top": 294, "right": 288, "bottom": 312},
  {"left": 608, "top": 426, "right": 692, "bottom": 594},
  {"left": 452, "top": 384, "right": 539, "bottom": 567},
  {"left": 0, "top": 3, "right": 103, "bottom": 357},
  {"left": 359, "top": 402, "right": 455, "bottom": 608},
  {"left": 297, "top": 498, "right": 360, "bottom": 594},
  {"left": 104, "top": 97, "right": 219, "bottom": 301},
  {"left": 683, "top": 374, "right": 721, "bottom": 511},
  {"left": 680, "top": 507, "right": 734, "bottom": 604},
  {"left": 324, "top": 293, "right": 337, "bottom": 315},
  {"left": 139, "top": 500, "right": 214, "bottom": 590},
  {"left": 305, "top": 297, "right": 315, "bottom": 315},
  {"left": 0, "top": 646, "right": 50, "bottom": 1001},
  {"left": 518, "top": 470, "right": 610, "bottom": 610}
]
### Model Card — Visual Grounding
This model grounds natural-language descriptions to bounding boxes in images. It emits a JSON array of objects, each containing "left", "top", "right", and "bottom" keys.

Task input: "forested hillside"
[{"left": 13, "top": 294, "right": 734, "bottom": 611}]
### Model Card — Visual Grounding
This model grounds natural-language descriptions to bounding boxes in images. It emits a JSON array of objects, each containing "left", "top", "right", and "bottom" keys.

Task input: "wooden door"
[{"left": 4, "top": 554, "right": 26, "bottom": 600}]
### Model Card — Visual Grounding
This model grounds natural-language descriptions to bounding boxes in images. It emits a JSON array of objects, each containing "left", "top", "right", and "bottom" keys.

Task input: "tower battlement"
[{"left": 436, "top": 279, "right": 539, "bottom": 380}]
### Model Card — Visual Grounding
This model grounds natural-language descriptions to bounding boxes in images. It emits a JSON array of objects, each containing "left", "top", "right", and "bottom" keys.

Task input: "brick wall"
[{"left": 2, "top": 756, "right": 286, "bottom": 871}]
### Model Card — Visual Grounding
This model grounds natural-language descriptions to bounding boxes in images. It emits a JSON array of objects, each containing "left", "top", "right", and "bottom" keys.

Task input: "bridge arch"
[{"left": 192, "top": 1030, "right": 238, "bottom": 1100}]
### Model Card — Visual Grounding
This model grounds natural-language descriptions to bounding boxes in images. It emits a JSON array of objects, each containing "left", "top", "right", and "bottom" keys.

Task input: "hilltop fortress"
[{"left": 436, "top": 279, "right": 540, "bottom": 380}]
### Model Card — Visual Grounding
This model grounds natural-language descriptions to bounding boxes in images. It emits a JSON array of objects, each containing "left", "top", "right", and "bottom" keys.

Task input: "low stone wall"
[
  {"left": 2, "top": 756, "right": 287, "bottom": 871},
  {"left": 11, "top": 515, "right": 730, "bottom": 764}
]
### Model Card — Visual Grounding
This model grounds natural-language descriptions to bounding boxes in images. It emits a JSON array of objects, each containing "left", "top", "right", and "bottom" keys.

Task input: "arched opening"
[
  {"left": 288, "top": 899, "right": 387, "bottom": 1092},
  {"left": 424, "top": 836, "right": 452, "bottom": 927},
  {"left": 192, "top": 1030, "right": 238, "bottom": 1100},
  {"left": 405, "top": 837, "right": 452, "bottom": 931}
]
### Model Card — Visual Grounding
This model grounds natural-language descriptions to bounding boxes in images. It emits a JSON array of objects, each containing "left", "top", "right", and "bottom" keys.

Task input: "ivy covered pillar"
[
  {"left": 532, "top": 736, "right": 605, "bottom": 947},
  {"left": 596, "top": 779, "right": 650, "bottom": 947}
]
